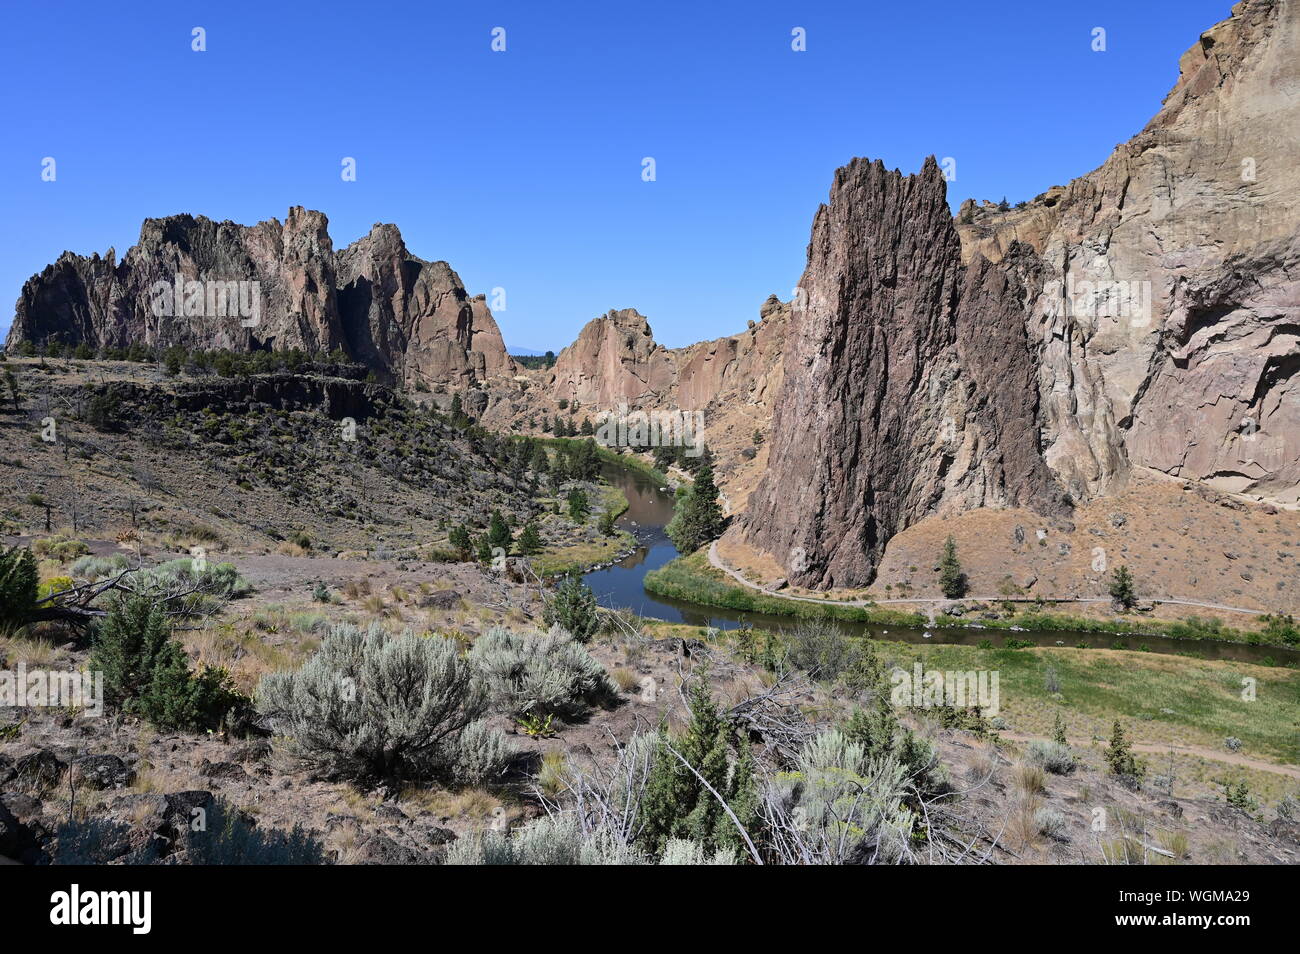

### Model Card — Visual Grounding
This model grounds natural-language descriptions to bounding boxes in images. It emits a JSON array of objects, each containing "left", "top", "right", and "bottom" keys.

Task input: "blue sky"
[{"left": 0, "top": 0, "right": 1228, "bottom": 349}]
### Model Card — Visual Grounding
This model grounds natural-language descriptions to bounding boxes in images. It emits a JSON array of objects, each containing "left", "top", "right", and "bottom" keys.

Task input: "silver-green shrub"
[
  {"left": 256, "top": 623, "right": 512, "bottom": 784},
  {"left": 1034, "top": 807, "right": 1067, "bottom": 840},
  {"left": 131, "top": 558, "right": 250, "bottom": 600},
  {"left": 659, "top": 838, "right": 738, "bottom": 865},
  {"left": 69, "top": 554, "right": 129, "bottom": 580},
  {"left": 1026, "top": 739, "right": 1076, "bottom": 775},
  {"left": 764, "top": 728, "right": 916, "bottom": 864},
  {"left": 445, "top": 815, "right": 648, "bottom": 865},
  {"left": 469, "top": 625, "right": 617, "bottom": 720}
]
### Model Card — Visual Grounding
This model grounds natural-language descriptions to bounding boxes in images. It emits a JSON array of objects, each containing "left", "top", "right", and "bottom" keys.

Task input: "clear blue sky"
[{"left": 0, "top": 0, "right": 1228, "bottom": 349}]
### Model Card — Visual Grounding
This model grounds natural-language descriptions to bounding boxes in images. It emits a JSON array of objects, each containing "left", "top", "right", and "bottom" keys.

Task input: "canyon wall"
[{"left": 958, "top": 0, "right": 1300, "bottom": 504}]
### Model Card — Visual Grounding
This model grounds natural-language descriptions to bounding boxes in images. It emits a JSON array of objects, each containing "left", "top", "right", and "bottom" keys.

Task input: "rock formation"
[
  {"left": 741, "top": 158, "right": 1064, "bottom": 588},
  {"left": 548, "top": 308, "right": 677, "bottom": 408},
  {"left": 6, "top": 209, "right": 518, "bottom": 387},
  {"left": 957, "top": 0, "right": 1300, "bottom": 503}
]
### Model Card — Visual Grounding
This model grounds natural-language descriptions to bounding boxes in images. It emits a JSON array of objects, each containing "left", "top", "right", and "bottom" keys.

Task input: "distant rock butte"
[{"left": 6, "top": 208, "right": 518, "bottom": 387}]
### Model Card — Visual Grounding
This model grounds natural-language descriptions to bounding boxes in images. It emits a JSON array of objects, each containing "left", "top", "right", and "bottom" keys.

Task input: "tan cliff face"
[
  {"left": 957, "top": 0, "right": 1300, "bottom": 504},
  {"left": 6, "top": 209, "right": 519, "bottom": 388}
]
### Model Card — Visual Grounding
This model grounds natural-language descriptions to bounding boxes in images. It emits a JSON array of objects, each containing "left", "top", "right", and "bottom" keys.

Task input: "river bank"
[{"left": 583, "top": 459, "right": 1300, "bottom": 666}]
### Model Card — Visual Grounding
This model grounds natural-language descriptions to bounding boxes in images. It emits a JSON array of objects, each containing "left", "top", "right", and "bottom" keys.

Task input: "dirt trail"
[
  {"left": 706, "top": 542, "right": 1265, "bottom": 616},
  {"left": 1002, "top": 732, "right": 1300, "bottom": 780}
]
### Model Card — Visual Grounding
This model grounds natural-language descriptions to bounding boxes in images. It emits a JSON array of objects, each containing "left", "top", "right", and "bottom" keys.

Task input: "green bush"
[
  {"left": 255, "top": 623, "right": 513, "bottom": 784},
  {"left": 90, "top": 593, "right": 245, "bottom": 731},
  {"left": 470, "top": 625, "right": 617, "bottom": 720},
  {"left": 32, "top": 535, "right": 90, "bottom": 562},
  {"left": 543, "top": 571, "right": 600, "bottom": 643},
  {"left": 0, "top": 546, "right": 38, "bottom": 634}
]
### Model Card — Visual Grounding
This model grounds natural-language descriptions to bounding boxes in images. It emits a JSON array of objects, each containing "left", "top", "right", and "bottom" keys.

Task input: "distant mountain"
[{"left": 507, "top": 347, "right": 552, "bottom": 357}]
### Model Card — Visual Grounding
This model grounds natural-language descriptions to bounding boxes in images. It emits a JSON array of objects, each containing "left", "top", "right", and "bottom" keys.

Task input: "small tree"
[
  {"left": 0, "top": 545, "right": 38, "bottom": 635},
  {"left": 448, "top": 525, "right": 472, "bottom": 560},
  {"left": 91, "top": 593, "right": 242, "bottom": 730},
  {"left": 1052, "top": 711, "right": 1068, "bottom": 747},
  {"left": 487, "top": 509, "right": 513, "bottom": 553},
  {"left": 543, "top": 571, "right": 600, "bottom": 643},
  {"left": 1109, "top": 565, "right": 1136, "bottom": 610},
  {"left": 665, "top": 461, "right": 725, "bottom": 554},
  {"left": 516, "top": 521, "right": 543, "bottom": 556},
  {"left": 1104, "top": 720, "right": 1142, "bottom": 779},
  {"left": 638, "top": 679, "right": 758, "bottom": 856},
  {"left": 938, "top": 535, "right": 966, "bottom": 599},
  {"left": 598, "top": 509, "right": 617, "bottom": 536},
  {"left": 567, "top": 488, "right": 590, "bottom": 522}
]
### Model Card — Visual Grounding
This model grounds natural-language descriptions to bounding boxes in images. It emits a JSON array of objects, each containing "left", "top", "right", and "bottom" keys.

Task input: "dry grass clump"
[
  {"left": 1014, "top": 761, "right": 1046, "bottom": 796},
  {"left": 610, "top": 668, "right": 640, "bottom": 693}
]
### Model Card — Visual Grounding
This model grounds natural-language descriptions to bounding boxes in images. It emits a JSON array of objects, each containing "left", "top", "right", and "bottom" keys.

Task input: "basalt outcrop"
[
  {"left": 6, "top": 209, "right": 518, "bottom": 388},
  {"left": 740, "top": 158, "right": 1064, "bottom": 588}
]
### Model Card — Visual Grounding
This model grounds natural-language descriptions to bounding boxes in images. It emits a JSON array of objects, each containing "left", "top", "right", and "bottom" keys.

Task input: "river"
[{"left": 582, "top": 461, "right": 1298, "bottom": 665}]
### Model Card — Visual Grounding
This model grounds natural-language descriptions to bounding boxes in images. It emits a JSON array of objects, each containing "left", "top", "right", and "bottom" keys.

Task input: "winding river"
[{"left": 583, "top": 462, "right": 1298, "bottom": 666}]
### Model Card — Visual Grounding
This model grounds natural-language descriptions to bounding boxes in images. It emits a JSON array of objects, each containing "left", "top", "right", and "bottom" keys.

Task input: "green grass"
[
  {"left": 864, "top": 640, "right": 1300, "bottom": 765},
  {"left": 643, "top": 551, "right": 927, "bottom": 627},
  {"left": 640, "top": 617, "right": 1300, "bottom": 772}
]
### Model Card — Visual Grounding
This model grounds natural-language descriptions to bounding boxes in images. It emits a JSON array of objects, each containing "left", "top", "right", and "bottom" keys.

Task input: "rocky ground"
[{"left": 5, "top": 588, "right": 1298, "bottom": 865}]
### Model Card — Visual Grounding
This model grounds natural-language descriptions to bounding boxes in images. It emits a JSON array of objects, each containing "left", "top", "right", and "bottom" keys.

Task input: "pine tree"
[
  {"left": 0, "top": 545, "right": 38, "bottom": 634},
  {"left": 638, "top": 679, "right": 755, "bottom": 858},
  {"left": 448, "top": 525, "right": 472, "bottom": 560},
  {"left": 92, "top": 594, "right": 174, "bottom": 708},
  {"left": 567, "top": 488, "right": 590, "bottom": 522},
  {"left": 530, "top": 444, "right": 550, "bottom": 475},
  {"left": 1052, "top": 711, "right": 1068, "bottom": 747},
  {"left": 1109, "top": 565, "right": 1136, "bottom": 610},
  {"left": 475, "top": 534, "right": 493, "bottom": 564},
  {"left": 543, "top": 571, "right": 599, "bottom": 642},
  {"left": 717, "top": 736, "right": 760, "bottom": 855},
  {"left": 938, "top": 535, "right": 966, "bottom": 598},
  {"left": 665, "top": 460, "right": 725, "bottom": 554},
  {"left": 487, "top": 509, "right": 512, "bottom": 553},
  {"left": 516, "top": 521, "right": 543, "bottom": 555},
  {"left": 1104, "top": 720, "right": 1142, "bottom": 778}
]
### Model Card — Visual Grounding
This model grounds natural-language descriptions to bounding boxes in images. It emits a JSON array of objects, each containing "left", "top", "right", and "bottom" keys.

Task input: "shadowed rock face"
[
  {"left": 6, "top": 208, "right": 517, "bottom": 387},
  {"left": 741, "top": 158, "right": 1063, "bottom": 588}
]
